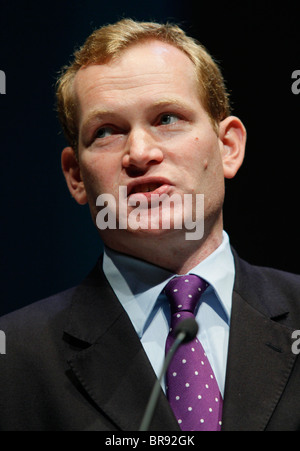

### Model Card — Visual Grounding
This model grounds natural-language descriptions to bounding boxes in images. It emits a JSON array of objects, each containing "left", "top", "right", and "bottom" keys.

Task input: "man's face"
[{"left": 69, "top": 40, "right": 228, "bottom": 246}]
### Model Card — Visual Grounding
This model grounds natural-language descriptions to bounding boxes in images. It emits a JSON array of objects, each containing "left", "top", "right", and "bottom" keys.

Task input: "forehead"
[{"left": 73, "top": 40, "right": 200, "bottom": 111}]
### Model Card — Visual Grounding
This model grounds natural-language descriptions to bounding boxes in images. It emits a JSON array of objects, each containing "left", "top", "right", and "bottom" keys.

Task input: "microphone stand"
[{"left": 138, "top": 331, "right": 186, "bottom": 431}]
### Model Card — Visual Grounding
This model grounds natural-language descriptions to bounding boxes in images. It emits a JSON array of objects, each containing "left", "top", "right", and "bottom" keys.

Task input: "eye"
[
  {"left": 95, "top": 126, "right": 115, "bottom": 139},
  {"left": 159, "top": 113, "right": 180, "bottom": 126}
]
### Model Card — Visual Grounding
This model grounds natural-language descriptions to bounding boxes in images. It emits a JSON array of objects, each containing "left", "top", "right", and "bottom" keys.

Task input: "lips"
[{"left": 127, "top": 177, "right": 172, "bottom": 198}]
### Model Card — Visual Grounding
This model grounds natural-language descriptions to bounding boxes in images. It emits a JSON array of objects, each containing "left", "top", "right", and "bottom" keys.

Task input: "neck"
[{"left": 101, "top": 217, "right": 224, "bottom": 274}]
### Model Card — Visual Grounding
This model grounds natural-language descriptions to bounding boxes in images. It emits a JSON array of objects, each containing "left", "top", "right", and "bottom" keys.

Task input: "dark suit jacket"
[{"left": 0, "top": 251, "right": 300, "bottom": 431}]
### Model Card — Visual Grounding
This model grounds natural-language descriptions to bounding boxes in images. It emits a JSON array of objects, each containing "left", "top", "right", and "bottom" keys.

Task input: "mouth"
[
  {"left": 127, "top": 177, "right": 172, "bottom": 205},
  {"left": 127, "top": 178, "right": 172, "bottom": 198},
  {"left": 130, "top": 182, "right": 164, "bottom": 194}
]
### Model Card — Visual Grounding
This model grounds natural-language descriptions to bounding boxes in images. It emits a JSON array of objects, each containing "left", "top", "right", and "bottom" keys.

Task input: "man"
[{"left": 1, "top": 19, "right": 300, "bottom": 431}]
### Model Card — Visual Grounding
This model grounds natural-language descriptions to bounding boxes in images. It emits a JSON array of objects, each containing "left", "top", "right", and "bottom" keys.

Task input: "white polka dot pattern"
[{"left": 165, "top": 275, "right": 223, "bottom": 431}]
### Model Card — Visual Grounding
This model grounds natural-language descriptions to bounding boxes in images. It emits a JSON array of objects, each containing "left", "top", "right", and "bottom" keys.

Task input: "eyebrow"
[
  {"left": 82, "top": 108, "right": 114, "bottom": 128},
  {"left": 151, "top": 97, "right": 195, "bottom": 112}
]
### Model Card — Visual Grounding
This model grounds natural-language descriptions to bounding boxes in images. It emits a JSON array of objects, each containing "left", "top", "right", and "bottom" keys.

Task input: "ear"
[
  {"left": 61, "top": 147, "right": 88, "bottom": 205},
  {"left": 219, "top": 116, "right": 246, "bottom": 179}
]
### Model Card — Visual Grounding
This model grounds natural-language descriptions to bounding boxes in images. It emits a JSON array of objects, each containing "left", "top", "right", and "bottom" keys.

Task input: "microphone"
[{"left": 138, "top": 317, "right": 199, "bottom": 431}]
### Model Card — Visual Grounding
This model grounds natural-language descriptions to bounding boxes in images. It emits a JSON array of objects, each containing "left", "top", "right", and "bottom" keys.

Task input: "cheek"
[
  {"left": 179, "top": 135, "right": 218, "bottom": 174},
  {"left": 194, "top": 133, "right": 222, "bottom": 170},
  {"left": 80, "top": 154, "right": 119, "bottom": 197},
  {"left": 79, "top": 158, "right": 121, "bottom": 224},
  {"left": 180, "top": 135, "right": 224, "bottom": 197}
]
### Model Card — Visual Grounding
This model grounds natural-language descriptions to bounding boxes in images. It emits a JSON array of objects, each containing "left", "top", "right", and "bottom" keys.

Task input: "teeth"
[{"left": 131, "top": 183, "right": 160, "bottom": 194}]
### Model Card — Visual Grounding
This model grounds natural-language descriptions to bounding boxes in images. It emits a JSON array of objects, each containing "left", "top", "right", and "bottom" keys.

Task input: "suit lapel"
[
  {"left": 64, "top": 263, "right": 179, "bottom": 431},
  {"left": 222, "top": 255, "right": 297, "bottom": 431}
]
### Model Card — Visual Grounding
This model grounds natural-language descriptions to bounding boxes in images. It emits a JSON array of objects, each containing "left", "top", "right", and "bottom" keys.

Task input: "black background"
[{"left": 1, "top": 0, "right": 299, "bottom": 315}]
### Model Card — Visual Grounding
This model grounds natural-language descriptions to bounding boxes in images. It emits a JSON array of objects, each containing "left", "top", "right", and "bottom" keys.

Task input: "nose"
[{"left": 122, "top": 127, "right": 164, "bottom": 173}]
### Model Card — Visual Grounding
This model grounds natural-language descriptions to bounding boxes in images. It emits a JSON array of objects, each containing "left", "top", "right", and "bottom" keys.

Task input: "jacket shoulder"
[
  {"left": 0, "top": 287, "right": 76, "bottom": 354},
  {"left": 233, "top": 250, "right": 300, "bottom": 324},
  {"left": 0, "top": 287, "right": 76, "bottom": 325},
  {"left": 235, "top": 254, "right": 300, "bottom": 293}
]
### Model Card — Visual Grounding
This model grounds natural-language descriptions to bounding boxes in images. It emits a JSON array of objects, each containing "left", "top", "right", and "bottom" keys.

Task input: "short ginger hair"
[{"left": 56, "top": 18, "right": 231, "bottom": 153}]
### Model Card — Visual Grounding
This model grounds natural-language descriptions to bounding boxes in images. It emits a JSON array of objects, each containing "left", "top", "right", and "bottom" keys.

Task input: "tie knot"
[{"left": 164, "top": 274, "right": 209, "bottom": 314}]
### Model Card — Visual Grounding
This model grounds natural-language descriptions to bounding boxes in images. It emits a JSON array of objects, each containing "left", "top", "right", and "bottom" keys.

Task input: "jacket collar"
[{"left": 231, "top": 248, "right": 291, "bottom": 320}]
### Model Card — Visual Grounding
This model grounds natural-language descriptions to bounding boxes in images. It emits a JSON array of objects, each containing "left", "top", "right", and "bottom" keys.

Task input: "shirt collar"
[
  {"left": 102, "top": 248, "right": 173, "bottom": 337},
  {"left": 102, "top": 231, "right": 235, "bottom": 337},
  {"left": 188, "top": 232, "right": 234, "bottom": 321}
]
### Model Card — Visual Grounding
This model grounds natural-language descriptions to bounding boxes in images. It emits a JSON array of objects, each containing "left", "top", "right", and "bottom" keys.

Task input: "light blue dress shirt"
[{"left": 102, "top": 231, "right": 235, "bottom": 398}]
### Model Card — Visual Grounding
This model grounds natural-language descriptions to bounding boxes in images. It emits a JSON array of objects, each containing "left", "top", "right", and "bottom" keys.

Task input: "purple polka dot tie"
[{"left": 164, "top": 275, "right": 223, "bottom": 431}]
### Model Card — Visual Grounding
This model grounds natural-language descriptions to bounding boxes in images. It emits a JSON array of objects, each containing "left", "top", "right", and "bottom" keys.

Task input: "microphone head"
[{"left": 174, "top": 318, "right": 199, "bottom": 343}]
